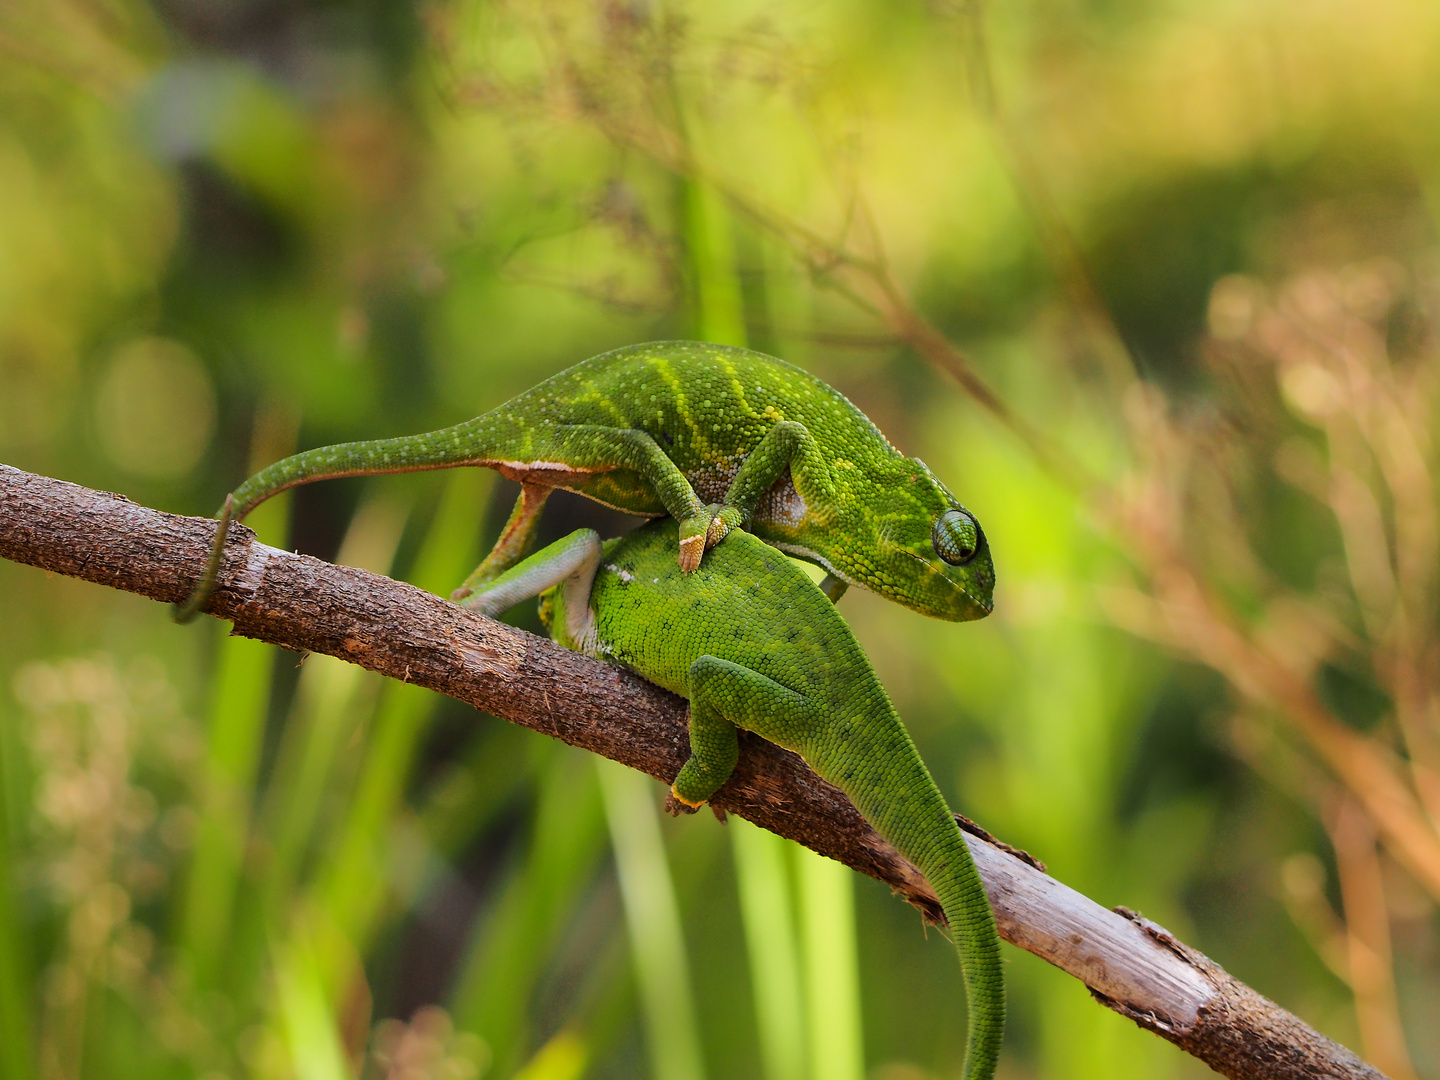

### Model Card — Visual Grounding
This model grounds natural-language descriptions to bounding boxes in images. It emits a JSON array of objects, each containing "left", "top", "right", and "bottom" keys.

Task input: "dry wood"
[{"left": 0, "top": 463, "right": 1387, "bottom": 1080}]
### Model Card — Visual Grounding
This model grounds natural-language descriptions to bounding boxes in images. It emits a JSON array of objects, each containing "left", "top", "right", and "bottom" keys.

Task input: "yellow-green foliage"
[{"left": 3, "top": 1, "right": 1440, "bottom": 1078}]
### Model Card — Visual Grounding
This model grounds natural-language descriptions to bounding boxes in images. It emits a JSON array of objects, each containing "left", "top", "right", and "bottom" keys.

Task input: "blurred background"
[{"left": 3, "top": 0, "right": 1440, "bottom": 1077}]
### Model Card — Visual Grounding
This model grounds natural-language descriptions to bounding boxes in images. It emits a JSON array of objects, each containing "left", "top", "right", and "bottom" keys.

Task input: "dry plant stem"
[
  {"left": 1131, "top": 546, "right": 1440, "bottom": 905},
  {"left": 1328, "top": 798, "right": 1418, "bottom": 1080},
  {"left": 0, "top": 464, "right": 1388, "bottom": 1080}
]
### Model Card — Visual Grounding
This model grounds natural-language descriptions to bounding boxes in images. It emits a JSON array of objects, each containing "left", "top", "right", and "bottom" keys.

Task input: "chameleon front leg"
[
  {"left": 556, "top": 425, "right": 742, "bottom": 572},
  {"left": 721, "top": 420, "right": 848, "bottom": 605},
  {"left": 463, "top": 528, "right": 603, "bottom": 651},
  {"left": 451, "top": 482, "right": 552, "bottom": 601},
  {"left": 670, "top": 655, "right": 814, "bottom": 809},
  {"left": 723, "top": 420, "right": 838, "bottom": 523}
]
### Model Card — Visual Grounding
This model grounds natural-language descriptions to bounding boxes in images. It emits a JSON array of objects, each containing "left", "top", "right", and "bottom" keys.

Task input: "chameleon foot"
[
  {"left": 677, "top": 505, "right": 744, "bottom": 572},
  {"left": 704, "top": 504, "right": 743, "bottom": 550},
  {"left": 676, "top": 513, "right": 709, "bottom": 573},
  {"left": 665, "top": 789, "right": 704, "bottom": 816}
]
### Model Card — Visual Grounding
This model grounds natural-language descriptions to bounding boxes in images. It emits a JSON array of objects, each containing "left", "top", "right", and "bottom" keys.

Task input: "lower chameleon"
[{"left": 474, "top": 520, "right": 1005, "bottom": 1080}]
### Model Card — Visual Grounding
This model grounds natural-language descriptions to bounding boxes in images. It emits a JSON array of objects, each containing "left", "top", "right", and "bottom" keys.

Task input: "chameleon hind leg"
[
  {"left": 452, "top": 482, "right": 552, "bottom": 603},
  {"left": 450, "top": 417, "right": 732, "bottom": 599},
  {"left": 671, "top": 655, "right": 815, "bottom": 809},
  {"left": 463, "top": 528, "right": 603, "bottom": 649}
]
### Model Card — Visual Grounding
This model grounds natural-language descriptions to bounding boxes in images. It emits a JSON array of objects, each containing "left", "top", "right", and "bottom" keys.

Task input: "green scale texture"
[
  {"left": 220, "top": 341, "right": 994, "bottom": 621},
  {"left": 544, "top": 521, "right": 1004, "bottom": 1080}
]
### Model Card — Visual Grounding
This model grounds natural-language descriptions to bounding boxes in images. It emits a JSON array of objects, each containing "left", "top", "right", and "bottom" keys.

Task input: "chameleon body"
[
  {"left": 480, "top": 521, "right": 1004, "bottom": 1080},
  {"left": 175, "top": 341, "right": 993, "bottom": 623}
]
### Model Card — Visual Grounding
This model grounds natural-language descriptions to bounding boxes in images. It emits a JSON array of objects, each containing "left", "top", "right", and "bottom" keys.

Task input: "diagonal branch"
[{"left": 0, "top": 463, "right": 1386, "bottom": 1080}]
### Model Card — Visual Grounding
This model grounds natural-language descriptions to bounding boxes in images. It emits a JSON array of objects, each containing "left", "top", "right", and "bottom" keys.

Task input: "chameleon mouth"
[
  {"left": 896, "top": 547, "right": 993, "bottom": 615},
  {"left": 775, "top": 542, "right": 993, "bottom": 617}
]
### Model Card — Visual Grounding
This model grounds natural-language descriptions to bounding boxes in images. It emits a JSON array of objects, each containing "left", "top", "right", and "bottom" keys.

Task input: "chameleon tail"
[
  {"left": 921, "top": 821, "right": 1005, "bottom": 1080},
  {"left": 173, "top": 494, "right": 235, "bottom": 623},
  {"left": 172, "top": 418, "right": 496, "bottom": 623},
  {"left": 811, "top": 726, "right": 1004, "bottom": 1080},
  {"left": 224, "top": 419, "right": 501, "bottom": 521}
]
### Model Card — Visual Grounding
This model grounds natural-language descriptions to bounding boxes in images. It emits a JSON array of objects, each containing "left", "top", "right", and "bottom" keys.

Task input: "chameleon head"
[{"left": 834, "top": 458, "right": 995, "bottom": 621}]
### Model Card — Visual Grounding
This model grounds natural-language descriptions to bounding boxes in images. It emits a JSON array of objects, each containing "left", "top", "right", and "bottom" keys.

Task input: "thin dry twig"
[
  {"left": 1328, "top": 797, "right": 1418, "bottom": 1080},
  {"left": 0, "top": 463, "right": 1391, "bottom": 1080}
]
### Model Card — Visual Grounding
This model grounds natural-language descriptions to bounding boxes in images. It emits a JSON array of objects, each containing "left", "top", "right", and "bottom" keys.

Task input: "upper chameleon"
[{"left": 175, "top": 340, "right": 994, "bottom": 622}]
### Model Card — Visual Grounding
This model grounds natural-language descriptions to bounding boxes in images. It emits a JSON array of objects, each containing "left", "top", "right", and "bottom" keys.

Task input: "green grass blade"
[
  {"left": 683, "top": 177, "right": 746, "bottom": 347},
  {"left": 253, "top": 495, "right": 409, "bottom": 941},
  {"left": 512, "top": 1029, "right": 589, "bottom": 1080},
  {"left": 0, "top": 692, "right": 33, "bottom": 1080},
  {"left": 309, "top": 468, "right": 490, "bottom": 966},
  {"left": 273, "top": 929, "right": 355, "bottom": 1080},
  {"left": 178, "top": 632, "right": 281, "bottom": 988},
  {"left": 596, "top": 760, "right": 707, "bottom": 1080},
  {"left": 176, "top": 469, "right": 294, "bottom": 990},
  {"left": 731, "top": 819, "right": 806, "bottom": 1080},
  {"left": 672, "top": 54, "right": 745, "bottom": 349},
  {"left": 796, "top": 846, "right": 864, "bottom": 1080},
  {"left": 451, "top": 746, "right": 606, "bottom": 1075}
]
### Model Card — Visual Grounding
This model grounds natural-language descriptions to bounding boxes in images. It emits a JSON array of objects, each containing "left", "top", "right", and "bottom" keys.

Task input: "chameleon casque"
[
  {"left": 175, "top": 341, "right": 994, "bottom": 622},
  {"left": 470, "top": 520, "right": 1004, "bottom": 1080}
]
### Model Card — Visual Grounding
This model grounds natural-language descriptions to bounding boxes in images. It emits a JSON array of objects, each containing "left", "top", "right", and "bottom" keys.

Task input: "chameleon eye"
[{"left": 932, "top": 509, "right": 980, "bottom": 566}]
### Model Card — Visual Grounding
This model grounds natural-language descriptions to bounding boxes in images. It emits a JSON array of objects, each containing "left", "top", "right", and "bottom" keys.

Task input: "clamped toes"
[
  {"left": 677, "top": 515, "right": 710, "bottom": 573},
  {"left": 704, "top": 504, "right": 743, "bottom": 550},
  {"left": 677, "top": 505, "right": 745, "bottom": 572},
  {"left": 665, "top": 788, "right": 704, "bottom": 817}
]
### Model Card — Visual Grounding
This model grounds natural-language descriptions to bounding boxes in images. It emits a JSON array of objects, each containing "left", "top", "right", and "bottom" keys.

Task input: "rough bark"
[{"left": 0, "top": 463, "right": 1387, "bottom": 1080}]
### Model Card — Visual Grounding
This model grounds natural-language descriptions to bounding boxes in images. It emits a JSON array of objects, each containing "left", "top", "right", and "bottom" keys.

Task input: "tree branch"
[{"left": 0, "top": 463, "right": 1385, "bottom": 1080}]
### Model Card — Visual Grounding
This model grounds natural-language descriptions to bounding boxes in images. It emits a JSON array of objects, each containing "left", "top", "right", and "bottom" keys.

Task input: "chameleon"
[
  {"left": 469, "top": 520, "right": 1005, "bottom": 1080},
  {"left": 174, "top": 340, "right": 994, "bottom": 623}
]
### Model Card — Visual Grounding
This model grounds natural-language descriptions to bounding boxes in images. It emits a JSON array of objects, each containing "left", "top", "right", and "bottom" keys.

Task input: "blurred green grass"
[{"left": 3, "top": 0, "right": 1440, "bottom": 1077}]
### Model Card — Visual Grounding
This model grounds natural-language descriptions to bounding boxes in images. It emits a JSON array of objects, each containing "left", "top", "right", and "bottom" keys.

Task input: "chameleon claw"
[
  {"left": 677, "top": 533, "right": 705, "bottom": 573},
  {"left": 677, "top": 512, "right": 711, "bottom": 573},
  {"left": 677, "top": 505, "right": 742, "bottom": 572}
]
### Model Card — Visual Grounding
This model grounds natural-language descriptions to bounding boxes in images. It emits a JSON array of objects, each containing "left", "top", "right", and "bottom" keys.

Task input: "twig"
[
  {"left": 0, "top": 463, "right": 1388, "bottom": 1080},
  {"left": 1328, "top": 797, "right": 1418, "bottom": 1080}
]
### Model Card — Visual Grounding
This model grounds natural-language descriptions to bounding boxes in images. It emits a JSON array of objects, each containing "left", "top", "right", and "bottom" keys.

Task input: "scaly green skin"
[
  {"left": 500, "top": 522, "right": 1003, "bottom": 1080},
  {"left": 175, "top": 341, "right": 993, "bottom": 623}
]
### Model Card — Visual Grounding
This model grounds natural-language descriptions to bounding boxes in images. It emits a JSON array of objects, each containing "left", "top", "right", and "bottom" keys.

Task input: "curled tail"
[
  {"left": 810, "top": 722, "right": 1004, "bottom": 1080},
  {"left": 173, "top": 418, "right": 494, "bottom": 622},
  {"left": 918, "top": 819, "right": 1004, "bottom": 1080}
]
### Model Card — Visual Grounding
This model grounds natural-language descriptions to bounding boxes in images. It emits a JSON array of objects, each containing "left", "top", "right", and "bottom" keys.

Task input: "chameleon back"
[
  {"left": 584, "top": 523, "right": 888, "bottom": 716},
  {"left": 491, "top": 341, "right": 896, "bottom": 511}
]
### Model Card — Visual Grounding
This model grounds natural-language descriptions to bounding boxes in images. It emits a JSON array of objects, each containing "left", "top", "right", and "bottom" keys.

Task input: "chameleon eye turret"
[{"left": 932, "top": 508, "right": 980, "bottom": 566}]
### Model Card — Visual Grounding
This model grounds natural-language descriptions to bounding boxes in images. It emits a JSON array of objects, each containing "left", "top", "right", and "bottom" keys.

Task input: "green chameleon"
[
  {"left": 175, "top": 341, "right": 994, "bottom": 622},
  {"left": 471, "top": 520, "right": 1004, "bottom": 1080}
]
